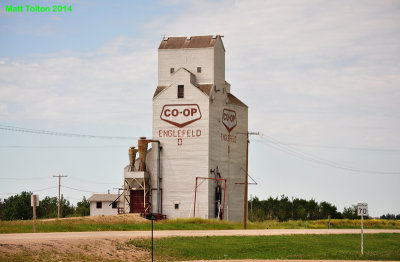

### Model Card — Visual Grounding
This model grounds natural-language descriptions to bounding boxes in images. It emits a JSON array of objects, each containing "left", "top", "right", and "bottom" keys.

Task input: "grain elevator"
[{"left": 122, "top": 35, "right": 248, "bottom": 221}]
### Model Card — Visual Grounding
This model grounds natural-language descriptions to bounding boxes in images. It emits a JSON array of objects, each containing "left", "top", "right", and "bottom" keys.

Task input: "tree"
[
  {"left": 61, "top": 198, "right": 75, "bottom": 217},
  {"left": 319, "top": 201, "right": 340, "bottom": 219},
  {"left": 307, "top": 199, "right": 319, "bottom": 220},
  {"left": 380, "top": 213, "right": 396, "bottom": 220},
  {"left": 342, "top": 205, "right": 358, "bottom": 219},
  {"left": 75, "top": 196, "right": 90, "bottom": 217},
  {"left": 277, "top": 195, "right": 291, "bottom": 222},
  {"left": 292, "top": 198, "right": 308, "bottom": 220},
  {"left": 3, "top": 191, "right": 32, "bottom": 220},
  {"left": 37, "top": 196, "right": 58, "bottom": 218},
  {"left": 0, "top": 198, "right": 4, "bottom": 220}
]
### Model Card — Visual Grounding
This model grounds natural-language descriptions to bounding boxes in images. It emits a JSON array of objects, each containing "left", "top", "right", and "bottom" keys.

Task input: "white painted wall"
[
  {"left": 153, "top": 68, "right": 210, "bottom": 219},
  {"left": 90, "top": 201, "right": 119, "bottom": 216},
  {"left": 158, "top": 48, "right": 215, "bottom": 86}
]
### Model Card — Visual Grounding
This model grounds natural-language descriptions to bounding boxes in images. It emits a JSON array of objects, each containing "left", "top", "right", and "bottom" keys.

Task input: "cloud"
[
  {"left": 0, "top": 37, "right": 157, "bottom": 128},
  {"left": 0, "top": 0, "right": 399, "bottom": 148},
  {"left": 145, "top": 0, "right": 400, "bottom": 148}
]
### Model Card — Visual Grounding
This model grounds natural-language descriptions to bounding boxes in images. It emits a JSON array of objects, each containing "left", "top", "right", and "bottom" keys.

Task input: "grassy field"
[
  {"left": 128, "top": 233, "right": 400, "bottom": 261},
  {"left": 1, "top": 214, "right": 400, "bottom": 233},
  {"left": 1, "top": 233, "right": 399, "bottom": 261}
]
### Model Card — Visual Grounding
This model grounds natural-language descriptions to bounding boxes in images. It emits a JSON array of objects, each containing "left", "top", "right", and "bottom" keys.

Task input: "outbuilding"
[{"left": 88, "top": 194, "right": 122, "bottom": 216}]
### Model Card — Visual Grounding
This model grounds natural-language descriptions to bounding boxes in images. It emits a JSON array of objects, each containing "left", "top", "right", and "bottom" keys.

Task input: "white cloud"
[
  {"left": 0, "top": 37, "right": 157, "bottom": 127},
  {"left": 145, "top": 0, "right": 400, "bottom": 148}
]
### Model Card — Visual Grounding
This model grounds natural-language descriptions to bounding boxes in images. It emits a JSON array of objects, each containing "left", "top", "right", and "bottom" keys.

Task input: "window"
[
  {"left": 170, "top": 67, "right": 174, "bottom": 74},
  {"left": 177, "top": 85, "right": 184, "bottom": 98},
  {"left": 96, "top": 202, "right": 102, "bottom": 209},
  {"left": 112, "top": 202, "right": 118, "bottom": 209},
  {"left": 175, "top": 204, "right": 179, "bottom": 210},
  {"left": 197, "top": 67, "right": 202, "bottom": 73}
]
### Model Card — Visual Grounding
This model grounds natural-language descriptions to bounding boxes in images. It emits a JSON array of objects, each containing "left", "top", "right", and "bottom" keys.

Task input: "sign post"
[
  {"left": 146, "top": 213, "right": 156, "bottom": 262},
  {"left": 357, "top": 203, "right": 368, "bottom": 255},
  {"left": 31, "top": 194, "right": 39, "bottom": 233}
]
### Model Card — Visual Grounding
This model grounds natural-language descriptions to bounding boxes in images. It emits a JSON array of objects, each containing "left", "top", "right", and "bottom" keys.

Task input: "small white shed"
[{"left": 88, "top": 194, "right": 121, "bottom": 216}]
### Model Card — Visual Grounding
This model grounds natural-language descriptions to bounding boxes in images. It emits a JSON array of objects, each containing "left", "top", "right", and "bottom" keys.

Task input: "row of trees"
[
  {"left": 380, "top": 213, "right": 400, "bottom": 220},
  {"left": 249, "top": 195, "right": 365, "bottom": 222},
  {"left": 0, "top": 191, "right": 90, "bottom": 220}
]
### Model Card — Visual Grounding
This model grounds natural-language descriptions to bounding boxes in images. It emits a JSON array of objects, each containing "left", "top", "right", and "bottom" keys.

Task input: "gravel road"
[{"left": 1, "top": 229, "right": 399, "bottom": 243}]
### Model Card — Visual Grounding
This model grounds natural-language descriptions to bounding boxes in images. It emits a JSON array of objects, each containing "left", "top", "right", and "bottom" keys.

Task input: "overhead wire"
[
  {"left": 61, "top": 185, "right": 100, "bottom": 193},
  {"left": 0, "top": 177, "right": 51, "bottom": 180},
  {"left": 262, "top": 139, "right": 400, "bottom": 153},
  {"left": 0, "top": 145, "right": 129, "bottom": 148},
  {"left": 0, "top": 186, "right": 58, "bottom": 196},
  {"left": 0, "top": 124, "right": 141, "bottom": 140},
  {"left": 254, "top": 135, "right": 400, "bottom": 175}
]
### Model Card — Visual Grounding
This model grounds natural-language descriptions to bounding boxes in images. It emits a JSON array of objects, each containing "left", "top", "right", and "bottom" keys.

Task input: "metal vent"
[
  {"left": 212, "top": 35, "right": 217, "bottom": 39},
  {"left": 163, "top": 36, "right": 169, "bottom": 41},
  {"left": 186, "top": 36, "right": 191, "bottom": 40}
]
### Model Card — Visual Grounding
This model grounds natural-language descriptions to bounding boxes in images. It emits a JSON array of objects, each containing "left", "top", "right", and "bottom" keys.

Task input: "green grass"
[
  {"left": 1, "top": 217, "right": 399, "bottom": 234},
  {"left": 127, "top": 233, "right": 400, "bottom": 261}
]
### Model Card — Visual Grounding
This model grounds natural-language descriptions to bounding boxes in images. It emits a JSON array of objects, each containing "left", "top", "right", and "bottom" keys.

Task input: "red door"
[{"left": 130, "top": 190, "right": 145, "bottom": 213}]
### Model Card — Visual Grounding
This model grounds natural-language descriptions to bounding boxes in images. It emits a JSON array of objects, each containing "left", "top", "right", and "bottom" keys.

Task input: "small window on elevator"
[
  {"left": 175, "top": 204, "right": 179, "bottom": 210},
  {"left": 197, "top": 67, "right": 202, "bottom": 73},
  {"left": 170, "top": 67, "right": 174, "bottom": 74},
  {"left": 178, "top": 85, "right": 184, "bottom": 98}
]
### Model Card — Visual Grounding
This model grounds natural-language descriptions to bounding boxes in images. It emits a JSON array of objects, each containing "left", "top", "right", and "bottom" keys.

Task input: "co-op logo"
[
  {"left": 160, "top": 104, "right": 202, "bottom": 128},
  {"left": 222, "top": 109, "right": 237, "bottom": 133}
]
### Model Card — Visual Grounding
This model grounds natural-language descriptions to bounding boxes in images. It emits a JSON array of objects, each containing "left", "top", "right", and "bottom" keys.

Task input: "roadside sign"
[
  {"left": 31, "top": 195, "right": 39, "bottom": 207},
  {"left": 357, "top": 203, "right": 368, "bottom": 255},
  {"left": 357, "top": 203, "right": 368, "bottom": 216}
]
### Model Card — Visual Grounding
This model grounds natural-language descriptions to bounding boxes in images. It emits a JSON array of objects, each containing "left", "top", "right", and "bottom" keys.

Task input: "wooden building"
[{"left": 124, "top": 35, "right": 248, "bottom": 221}]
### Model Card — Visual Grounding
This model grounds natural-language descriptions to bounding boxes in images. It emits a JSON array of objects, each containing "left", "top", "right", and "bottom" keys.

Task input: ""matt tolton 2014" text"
[{"left": 6, "top": 5, "right": 72, "bottom": 13}]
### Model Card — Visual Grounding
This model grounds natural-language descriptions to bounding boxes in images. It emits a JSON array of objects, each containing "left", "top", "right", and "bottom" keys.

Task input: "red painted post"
[{"left": 222, "top": 179, "right": 227, "bottom": 220}]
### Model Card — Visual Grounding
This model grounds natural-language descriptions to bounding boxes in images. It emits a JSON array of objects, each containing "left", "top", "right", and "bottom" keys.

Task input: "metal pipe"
[
  {"left": 193, "top": 177, "right": 198, "bottom": 217},
  {"left": 148, "top": 139, "right": 162, "bottom": 214}
]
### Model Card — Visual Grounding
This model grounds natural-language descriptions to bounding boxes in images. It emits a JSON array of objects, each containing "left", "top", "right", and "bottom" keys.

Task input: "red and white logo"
[
  {"left": 222, "top": 109, "right": 237, "bottom": 133},
  {"left": 160, "top": 104, "right": 201, "bottom": 128}
]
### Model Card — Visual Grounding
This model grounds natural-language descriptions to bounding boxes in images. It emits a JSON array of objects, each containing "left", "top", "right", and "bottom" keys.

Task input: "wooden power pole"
[
  {"left": 243, "top": 132, "right": 259, "bottom": 229},
  {"left": 53, "top": 175, "right": 67, "bottom": 218}
]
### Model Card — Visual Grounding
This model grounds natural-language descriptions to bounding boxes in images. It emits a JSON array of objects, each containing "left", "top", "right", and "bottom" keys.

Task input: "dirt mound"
[{"left": 0, "top": 238, "right": 149, "bottom": 261}]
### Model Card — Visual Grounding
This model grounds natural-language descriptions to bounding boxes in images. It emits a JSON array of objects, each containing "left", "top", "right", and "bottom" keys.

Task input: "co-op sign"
[
  {"left": 160, "top": 104, "right": 202, "bottom": 128},
  {"left": 160, "top": 104, "right": 237, "bottom": 133}
]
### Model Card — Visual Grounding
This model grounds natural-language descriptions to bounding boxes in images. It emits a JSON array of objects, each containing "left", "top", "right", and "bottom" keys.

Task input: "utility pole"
[
  {"left": 243, "top": 131, "right": 259, "bottom": 229},
  {"left": 53, "top": 175, "right": 67, "bottom": 218}
]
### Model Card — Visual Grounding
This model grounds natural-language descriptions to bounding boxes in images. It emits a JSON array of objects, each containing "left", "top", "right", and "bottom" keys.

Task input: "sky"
[{"left": 0, "top": 0, "right": 399, "bottom": 217}]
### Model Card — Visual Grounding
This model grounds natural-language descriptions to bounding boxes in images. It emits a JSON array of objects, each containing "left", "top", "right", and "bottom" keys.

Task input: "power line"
[
  {"left": 62, "top": 185, "right": 96, "bottom": 193},
  {"left": 0, "top": 145, "right": 129, "bottom": 148},
  {"left": 0, "top": 177, "right": 51, "bottom": 180},
  {"left": 0, "top": 124, "right": 140, "bottom": 140},
  {"left": 68, "top": 176, "right": 119, "bottom": 185},
  {"left": 255, "top": 137, "right": 400, "bottom": 175},
  {"left": 263, "top": 139, "right": 400, "bottom": 153},
  {"left": 0, "top": 186, "right": 58, "bottom": 196}
]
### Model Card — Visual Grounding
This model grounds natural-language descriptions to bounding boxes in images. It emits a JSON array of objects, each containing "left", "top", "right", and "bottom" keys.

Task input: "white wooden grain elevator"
[{"left": 122, "top": 35, "right": 248, "bottom": 221}]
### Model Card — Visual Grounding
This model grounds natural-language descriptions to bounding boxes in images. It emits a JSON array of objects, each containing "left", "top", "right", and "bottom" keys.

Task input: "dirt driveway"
[{"left": 1, "top": 229, "right": 399, "bottom": 243}]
